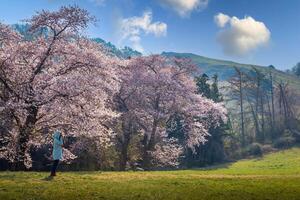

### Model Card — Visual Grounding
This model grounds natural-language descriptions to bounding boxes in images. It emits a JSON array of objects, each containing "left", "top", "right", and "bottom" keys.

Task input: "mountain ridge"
[
  {"left": 162, "top": 51, "right": 268, "bottom": 68},
  {"left": 161, "top": 51, "right": 300, "bottom": 92}
]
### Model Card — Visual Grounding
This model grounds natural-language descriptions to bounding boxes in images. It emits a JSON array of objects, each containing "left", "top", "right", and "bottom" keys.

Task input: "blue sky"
[{"left": 0, "top": 0, "right": 299, "bottom": 70}]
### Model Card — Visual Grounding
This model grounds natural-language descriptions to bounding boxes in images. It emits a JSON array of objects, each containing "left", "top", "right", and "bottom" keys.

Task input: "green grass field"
[{"left": 1, "top": 148, "right": 300, "bottom": 200}]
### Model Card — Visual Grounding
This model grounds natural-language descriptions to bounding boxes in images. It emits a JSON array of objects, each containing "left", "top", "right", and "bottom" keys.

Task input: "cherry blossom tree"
[
  {"left": 114, "top": 55, "right": 227, "bottom": 169},
  {"left": 150, "top": 137, "right": 184, "bottom": 168},
  {"left": 0, "top": 6, "right": 121, "bottom": 169}
]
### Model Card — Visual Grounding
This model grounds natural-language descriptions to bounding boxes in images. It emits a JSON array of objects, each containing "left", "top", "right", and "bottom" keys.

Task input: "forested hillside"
[{"left": 162, "top": 52, "right": 300, "bottom": 92}]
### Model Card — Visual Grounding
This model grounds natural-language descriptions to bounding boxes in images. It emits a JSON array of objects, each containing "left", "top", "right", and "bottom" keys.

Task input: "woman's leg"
[{"left": 50, "top": 160, "right": 59, "bottom": 176}]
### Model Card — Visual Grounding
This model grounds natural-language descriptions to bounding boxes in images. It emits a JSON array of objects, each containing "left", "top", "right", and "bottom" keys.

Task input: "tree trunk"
[
  {"left": 141, "top": 134, "right": 150, "bottom": 170},
  {"left": 119, "top": 145, "right": 129, "bottom": 171},
  {"left": 260, "top": 94, "right": 265, "bottom": 143},
  {"left": 142, "top": 119, "right": 158, "bottom": 170},
  {"left": 16, "top": 105, "right": 38, "bottom": 170},
  {"left": 255, "top": 69, "right": 265, "bottom": 143},
  {"left": 119, "top": 120, "right": 131, "bottom": 171},
  {"left": 247, "top": 96, "right": 260, "bottom": 142},
  {"left": 238, "top": 72, "right": 245, "bottom": 147},
  {"left": 270, "top": 72, "right": 275, "bottom": 136},
  {"left": 266, "top": 94, "right": 274, "bottom": 140},
  {"left": 278, "top": 83, "right": 290, "bottom": 129}
]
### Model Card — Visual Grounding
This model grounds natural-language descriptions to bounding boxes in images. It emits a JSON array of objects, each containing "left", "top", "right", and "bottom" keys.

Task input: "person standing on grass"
[{"left": 50, "top": 130, "right": 63, "bottom": 177}]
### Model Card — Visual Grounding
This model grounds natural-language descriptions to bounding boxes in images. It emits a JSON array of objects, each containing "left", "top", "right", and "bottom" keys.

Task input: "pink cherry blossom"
[{"left": 0, "top": 6, "right": 121, "bottom": 169}]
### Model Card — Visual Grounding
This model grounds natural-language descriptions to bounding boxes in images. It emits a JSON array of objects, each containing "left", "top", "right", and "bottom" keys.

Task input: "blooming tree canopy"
[
  {"left": 0, "top": 6, "right": 121, "bottom": 169},
  {"left": 115, "top": 55, "right": 227, "bottom": 168}
]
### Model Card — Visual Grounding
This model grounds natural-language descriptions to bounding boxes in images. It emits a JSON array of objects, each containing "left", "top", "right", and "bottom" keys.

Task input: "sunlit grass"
[{"left": 1, "top": 148, "right": 300, "bottom": 200}]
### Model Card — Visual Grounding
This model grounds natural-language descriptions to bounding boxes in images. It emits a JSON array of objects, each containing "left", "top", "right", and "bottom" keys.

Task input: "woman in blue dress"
[{"left": 50, "top": 130, "right": 63, "bottom": 176}]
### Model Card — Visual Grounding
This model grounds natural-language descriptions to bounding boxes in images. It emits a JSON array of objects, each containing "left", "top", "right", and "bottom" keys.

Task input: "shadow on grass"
[
  {"left": 0, "top": 173, "right": 16, "bottom": 180},
  {"left": 198, "top": 162, "right": 233, "bottom": 171},
  {"left": 42, "top": 176, "right": 54, "bottom": 181},
  {"left": 196, "top": 155, "right": 266, "bottom": 171}
]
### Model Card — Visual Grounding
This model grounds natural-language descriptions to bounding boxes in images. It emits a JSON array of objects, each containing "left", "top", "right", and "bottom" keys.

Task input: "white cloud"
[
  {"left": 158, "top": 0, "right": 209, "bottom": 17},
  {"left": 129, "top": 35, "right": 144, "bottom": 52},
  {"left": 214, "top": 13, "right": 230, "bottom": 28},
  {"left": 214, "top": 13, "right": 271, "bottom": 56},
  {"left": 119, "top": 10, "right": 167, "bottom": 52}
]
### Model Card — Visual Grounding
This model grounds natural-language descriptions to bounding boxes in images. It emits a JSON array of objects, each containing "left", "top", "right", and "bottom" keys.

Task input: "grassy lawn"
[{"left": 1, "top": 148, "right": 300, "bottom": 200}]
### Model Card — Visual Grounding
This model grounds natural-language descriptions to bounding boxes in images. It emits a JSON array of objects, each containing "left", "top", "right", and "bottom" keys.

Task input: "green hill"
[
  {"left": 2, "top": 148, "right": 300, "bottom": 200},
  {"left": 162, "top": 52, "right": 300, "bottom": 92}
]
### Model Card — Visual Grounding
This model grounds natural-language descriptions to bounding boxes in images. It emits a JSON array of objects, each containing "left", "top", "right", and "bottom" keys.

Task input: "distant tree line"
[
  {"left": 226, "top": 65, "right": 300, "bottom": 158},
  {"left": 286, "top": 62, "right": 300, "bottom": 77}
]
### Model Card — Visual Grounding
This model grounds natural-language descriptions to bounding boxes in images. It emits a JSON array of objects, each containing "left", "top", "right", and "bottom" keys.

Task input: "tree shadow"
[
  {"left": 198, "top": 155, "right": 266, "bottom": 171},
  {"left": 198, "top": 162, "right": 234, "bottom": 171},
  {"left": 0, "top": 174, "right": 16, "bottom": 180}
]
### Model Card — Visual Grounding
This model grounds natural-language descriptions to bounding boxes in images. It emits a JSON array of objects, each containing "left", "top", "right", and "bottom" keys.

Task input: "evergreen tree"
[
  {"left": 292, "top": 62, "right": 300, "bottom": 77},
  {"left": 195, "top": 74, "right": 211, "bottom": 98},
  {"left": 186, "top": 74, "right": 227, "bottom": 167},
  {"left": 210, "top": 74, "right": 223, "bottom": 102}
]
